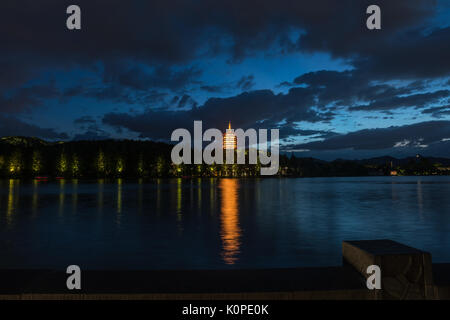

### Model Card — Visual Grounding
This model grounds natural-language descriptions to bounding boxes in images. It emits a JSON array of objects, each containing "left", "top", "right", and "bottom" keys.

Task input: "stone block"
[{"left": 342, "top": 239, "right": 437, "bottom": 299}]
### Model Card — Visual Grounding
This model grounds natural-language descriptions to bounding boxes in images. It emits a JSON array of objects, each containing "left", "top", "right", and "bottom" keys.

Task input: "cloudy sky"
[{"left": 1, "top": 0, "right": 450, "bottom": 160}]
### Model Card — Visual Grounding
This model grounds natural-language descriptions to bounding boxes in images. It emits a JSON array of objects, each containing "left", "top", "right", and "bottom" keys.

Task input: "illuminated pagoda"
[{"left": 223, "top": 121, "right": 237, "bottom": 150}]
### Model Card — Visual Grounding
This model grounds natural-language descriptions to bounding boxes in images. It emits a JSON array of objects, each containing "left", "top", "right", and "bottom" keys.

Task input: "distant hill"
[
  {"left": 0, "top": 136, "right": 52, "bottom": 147},
  {"left": 356, "top": 156, "right": 397, "bottom": 166},
  {"left": 356, "top": 155, "right": 450, "bottom": 166}
]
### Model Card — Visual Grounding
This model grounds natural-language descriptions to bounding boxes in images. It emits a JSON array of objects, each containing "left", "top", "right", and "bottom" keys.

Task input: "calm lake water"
[{"left": 0, "top": 177, "right": 449, "bottom": 270}]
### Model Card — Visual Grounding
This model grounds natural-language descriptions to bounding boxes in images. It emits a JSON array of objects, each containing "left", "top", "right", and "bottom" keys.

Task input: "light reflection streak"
[
  {"left": 176, "top": 178, "right": 183, "bottom": 234},
  {"left": 6, "top": 179, "right": 15, "bottom": 225},
  {"left": 117, "top": 178, "right": 122, "bottom": 214},
  {"left": 116, "top": 178, "right": 123, "bottom": 226},
  {"left": 219, "top": 179, "right": 241, "bottom": 265},
  {"left": 210, "top": 178, "right": 215, "bottom": 214}
]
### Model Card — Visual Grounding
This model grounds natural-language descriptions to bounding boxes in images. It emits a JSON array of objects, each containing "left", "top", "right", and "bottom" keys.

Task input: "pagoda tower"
[{"left": 223, "top": 121, "right": 237, "bottom": 150}]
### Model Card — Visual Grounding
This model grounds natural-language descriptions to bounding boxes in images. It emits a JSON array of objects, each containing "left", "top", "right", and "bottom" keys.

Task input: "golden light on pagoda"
[{"left": 223, "top": 121, "right": 237, "bottom": 150}]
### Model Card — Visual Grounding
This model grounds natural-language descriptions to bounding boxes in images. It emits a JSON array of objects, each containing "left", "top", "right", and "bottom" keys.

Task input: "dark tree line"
[
  {"left": 1, "top": 137, "right": 449, "bottom": 178},
  {"left": 0, "top": 137, "right": 172, "bottom": 178}
]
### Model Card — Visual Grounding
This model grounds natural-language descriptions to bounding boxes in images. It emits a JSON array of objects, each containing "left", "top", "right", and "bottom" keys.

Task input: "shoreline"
[{"left": 2, "top": 175, "right": 450, "bottom": 181}]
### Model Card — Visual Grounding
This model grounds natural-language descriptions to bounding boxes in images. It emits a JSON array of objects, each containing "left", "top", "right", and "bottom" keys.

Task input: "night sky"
[{"left": 1, "top": 0, "right": 450, "bottom": 160}]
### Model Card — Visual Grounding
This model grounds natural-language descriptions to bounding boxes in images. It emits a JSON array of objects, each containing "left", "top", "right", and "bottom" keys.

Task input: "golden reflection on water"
[
  {"left": 116, "top": 178, "right": 123, "bottom": 226},
  {"left": 117, "top": 178, "right": 122, "bottom": 214},
  {"left": 210, "top": 178, "right": 215, "bottom": 213},
  {"left": 219, "top": 179, "right": 241, "bottom": 265},
  {"left": 176, "top": 178, "right": 182, "bottom": 216},
  {"left": 176, "top": 178, "right": 183, "bottom": 234},
  {"left": 6, "top": 179, "right": 15, "bottom": 225}
]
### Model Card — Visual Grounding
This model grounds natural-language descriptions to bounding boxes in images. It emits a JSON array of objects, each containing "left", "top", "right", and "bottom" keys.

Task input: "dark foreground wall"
[{"left": 0, "top": 240, "right": 449, "bottom": 300}]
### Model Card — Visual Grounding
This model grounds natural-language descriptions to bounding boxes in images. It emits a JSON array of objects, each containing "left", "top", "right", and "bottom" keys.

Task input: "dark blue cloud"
[
  {"left": 286, "top": 120, "right": 450, "bottom": 152},
  {"left": 422, "top": 105, "right": 450, "bottom": 118},
  {"left": 0, "top": 0, "right": 449, "bottom": 160},
  {"left": 103, "top": 88, "right": 326, "bottom": 140},
  {"left": 236, "top": 75, "right": 255, "bottom": 91},
  {"left": 0, "top": 115, "right": 67, "bottom": 140}
]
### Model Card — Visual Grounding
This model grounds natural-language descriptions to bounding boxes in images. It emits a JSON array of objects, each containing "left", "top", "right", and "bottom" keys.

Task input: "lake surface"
[{"left": 0, "top": 177, "right": 449, "bottom": 270}]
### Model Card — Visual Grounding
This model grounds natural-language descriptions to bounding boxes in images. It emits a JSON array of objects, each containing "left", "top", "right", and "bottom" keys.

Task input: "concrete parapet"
[
  {"left": 0, "top": 240, "right": 448, "bottom": 299},
  {"left": 343, "top": 239, "right": 438, "bottom": 299}
]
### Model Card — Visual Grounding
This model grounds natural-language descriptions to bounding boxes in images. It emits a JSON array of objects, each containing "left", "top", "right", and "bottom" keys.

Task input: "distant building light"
[{"left": 223, "top": 121, "right": 237, "bottom": 150}]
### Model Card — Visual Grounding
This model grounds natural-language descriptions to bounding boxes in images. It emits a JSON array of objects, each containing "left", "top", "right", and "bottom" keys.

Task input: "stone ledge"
[{"left": 343, "top": 239, "right": 437, "bottom": 299}]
